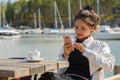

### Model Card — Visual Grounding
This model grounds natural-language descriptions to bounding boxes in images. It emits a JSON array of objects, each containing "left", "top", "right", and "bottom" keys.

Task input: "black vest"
[{"left": 64, "top": 39, "right": 90, "bottom": 79}]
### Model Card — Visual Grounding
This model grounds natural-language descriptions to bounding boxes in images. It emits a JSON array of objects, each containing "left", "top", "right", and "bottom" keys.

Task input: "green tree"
[{"left": 4, "top": 0, "right": 120, "bottom": 28}]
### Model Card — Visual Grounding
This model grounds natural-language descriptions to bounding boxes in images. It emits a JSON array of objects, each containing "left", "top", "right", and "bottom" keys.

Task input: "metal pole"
[
  {"left": 68, "top": 0, "right": 71, "bottom": 28},
  {"left": 0, "top": 3, "right": 1, "bottom": 26},
  {"left": 97, "top": 0, "right": 100, "bottom": 15},
  {"left": 56, "top": 2, "right": 64, "bottom": 29},
  {"left": 80, "top": 0, "right": 82, "bottom": 10},
  {"left": 54, "top": 0, "right": 57, "bottom": 28},
  {"left": 34, "top": 12, "right": 37, "bottom": 29},
  {"left": 38, "top": 8, "right": 41, "bottom": 29}
]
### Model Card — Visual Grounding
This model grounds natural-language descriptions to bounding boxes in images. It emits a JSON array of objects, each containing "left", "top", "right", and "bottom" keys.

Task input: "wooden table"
[{"left": 0, "top": 59, "right": 69, "bottom": 80}]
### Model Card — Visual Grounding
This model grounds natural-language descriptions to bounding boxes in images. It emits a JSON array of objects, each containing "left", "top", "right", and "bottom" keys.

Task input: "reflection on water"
[{"left": 0, "top": 34, "right": 119, "bottom": 78}]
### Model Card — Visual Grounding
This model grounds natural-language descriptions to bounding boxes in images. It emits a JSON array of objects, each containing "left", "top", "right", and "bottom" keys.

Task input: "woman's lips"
[{"left": 76, "top": 34, "right": 83, "bottom": 37}]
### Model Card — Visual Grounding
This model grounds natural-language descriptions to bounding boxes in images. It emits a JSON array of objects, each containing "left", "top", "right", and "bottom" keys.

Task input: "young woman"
[{"left": 39, "top": 6, "right": 115, "bottom": 80}]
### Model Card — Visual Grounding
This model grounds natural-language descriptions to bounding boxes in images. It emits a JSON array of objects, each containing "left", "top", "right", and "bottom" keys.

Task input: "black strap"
[
  {"left": 89, "top": 68, "right": 102, "bottom": 80},
  {"left": 65, "top": 68, "right": 102, "bottom": 80},
  {"left": 65, "top": 74, "right": 88, "bottom": 80}
]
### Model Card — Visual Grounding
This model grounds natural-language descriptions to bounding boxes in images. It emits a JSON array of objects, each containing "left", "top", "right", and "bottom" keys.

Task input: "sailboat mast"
[
  {"left": 54, "top": 0, "right": 57, "bottom": 28},
  {"left": 68, "top": 0, "right": 71, "bottom": 28},
  {"left": 34, "top": 12, "right": 37, "bottom": 29},
  {"left": 2, "top": 5, "right": 5, "bottom": 27},
  {"left": 56, "top": 1, "right": 64, "bottom": 29},
  {"left": 38, "top": 8, "right": 41, "bottom": 29},
  {"left": 0, "top": 3, "right": 1, "bottom": 26},
  {"left": 79, "top": 0, "right": 82, "bottom": 10},
  {"left": 97, "top": 0, "right": 100, "bottom": 15}
]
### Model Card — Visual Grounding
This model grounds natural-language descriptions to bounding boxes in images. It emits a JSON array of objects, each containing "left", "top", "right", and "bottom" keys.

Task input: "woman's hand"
[
  {"left": 63, "top": 34, "right": 74, "bottom": 58},
  {"left": 74, "top": 43, "right": 85, "bottom": 53},
  {"left": 63, "top": 42, "right": 74, "bottom": 58}
]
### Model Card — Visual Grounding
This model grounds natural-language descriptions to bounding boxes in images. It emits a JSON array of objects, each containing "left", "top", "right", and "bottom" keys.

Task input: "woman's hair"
[{"left": 74, "top": 6, "right": 100, "bottom": 31}]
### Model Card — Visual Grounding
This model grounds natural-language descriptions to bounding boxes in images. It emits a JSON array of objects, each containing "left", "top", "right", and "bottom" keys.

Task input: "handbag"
[
  {"left": 38, "top": 72, "right": 66, "bottom": 80},
  {"left": 38, "top": 68, "right": 102, "bottom": 80},
  {"left": 65, "top": 68, "right": 102, "bottom": 80}
]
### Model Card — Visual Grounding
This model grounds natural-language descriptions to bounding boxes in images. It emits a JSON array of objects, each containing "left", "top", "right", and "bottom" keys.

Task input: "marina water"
[{"left": 0, "top": 34, "right": 119, "bottom": 78}]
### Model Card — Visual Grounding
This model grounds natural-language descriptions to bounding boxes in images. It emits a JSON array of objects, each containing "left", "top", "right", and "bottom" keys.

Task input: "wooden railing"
[{"left": 105, "top": 65, "right": 120, "bottom": 80}]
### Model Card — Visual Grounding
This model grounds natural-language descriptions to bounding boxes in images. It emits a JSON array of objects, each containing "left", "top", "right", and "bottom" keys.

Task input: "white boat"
[
  {"left": 19, "top": 28, "right": 43, "bottom": 34},
  {"left": 0, "top": 29, "right": 21, "bottom": 39},
  {"left": 43, "top": 28, "right": 75, "bottom": 35},
  {"left": 57, "top": 28, "right": 74, "bottom": 35},
  {"left": 111, "top": 26, "right": 120, "bottom": 32},
  {"left": 94, "top": 25, "right": 120, "bottom": 40},
  {"left": 92, "top": 0, "right": 120, "bottom": 40},
  {"left": 43, "top": 28, "right": 59, "bottom": 34}
]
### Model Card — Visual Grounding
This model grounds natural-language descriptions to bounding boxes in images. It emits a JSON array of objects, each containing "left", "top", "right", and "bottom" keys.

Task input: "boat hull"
[
  {"left": 95, "top": 33, "right": 120, "bottom": 40},
  {"left": 0, "top": 35, "right": 21, "bottom": 39},
  {"left": 0, "top": 29, "right": 21, "bottom": 39}
]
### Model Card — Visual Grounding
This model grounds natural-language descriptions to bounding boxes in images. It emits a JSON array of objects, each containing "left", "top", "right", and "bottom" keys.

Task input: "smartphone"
[{"left": 63, "top": 34, "right": 72, "bottom": 44}]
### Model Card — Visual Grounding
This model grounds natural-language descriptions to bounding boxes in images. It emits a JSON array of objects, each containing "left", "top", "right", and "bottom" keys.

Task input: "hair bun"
[{"left": 83, "top": 6, "right": 93, "bottom": 11}]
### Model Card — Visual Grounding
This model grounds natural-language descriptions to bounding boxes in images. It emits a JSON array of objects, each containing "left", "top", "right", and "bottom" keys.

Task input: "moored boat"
[
  {"left": 0, "top": 29, "right": 21, "bottom": 39},
  {"left": 94, "top": 25, "right": 120, "bottom": 40}
]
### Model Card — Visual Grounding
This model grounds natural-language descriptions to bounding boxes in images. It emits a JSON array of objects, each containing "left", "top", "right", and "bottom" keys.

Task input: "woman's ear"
[{"left": 90, "top": 26, "right": 95, "bottom": 32}]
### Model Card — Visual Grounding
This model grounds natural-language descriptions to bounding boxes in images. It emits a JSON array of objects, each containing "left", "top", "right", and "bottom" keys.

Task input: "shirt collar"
[
  {"left": 74, "top": 36, "right": 94, "bottom": 48},
  {"left": 82, "top": 36, "right": 94, "bottom": 48}
]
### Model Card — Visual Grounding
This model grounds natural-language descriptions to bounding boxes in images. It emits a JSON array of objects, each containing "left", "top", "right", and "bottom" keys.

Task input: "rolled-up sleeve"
[
  {"left": 58, "top": 47, "right": 68, "bottom": 61},
  {"left": 83, "top": 42, "right": 115, "bottom": 72},
  {"left": 57, "top": 47, "right": 68, "bottom": 74}
]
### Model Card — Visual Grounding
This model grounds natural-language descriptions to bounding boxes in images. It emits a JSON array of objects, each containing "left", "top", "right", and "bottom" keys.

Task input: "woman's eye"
[
  {"left": 75, "top": 26, "right": 87, "bottom": 31},
  {"left": 81, "top": 28, "right": 86, "bottom": 30}
]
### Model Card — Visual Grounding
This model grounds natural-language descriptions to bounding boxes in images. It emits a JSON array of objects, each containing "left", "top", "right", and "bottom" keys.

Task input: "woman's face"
[{"left": 75, "top": 19, "right": 94, "bottom": 40}]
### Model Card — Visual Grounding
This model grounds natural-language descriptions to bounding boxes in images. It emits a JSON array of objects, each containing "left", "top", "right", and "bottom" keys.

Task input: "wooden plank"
[
  {"left": 114, "top": 65, "right": 120, "bottom": 75},
  {"left": 0, "top": 66, "right": 29, "bottom": 78},
  {"left": 0, "top": 60, "right": 58, "bottom": 74},
  {"left": 15, "top": 60, "right": 57, "bottom": 74},
  {"left": 0, "top": 77, "right": 8, "bottom": 80},
  {"left": 105, "top": 74, "right": 120, "bottom": 80},
  {"left": 20, "top": 60, "right": 58, "bottom": 71},
  {"left": 44, "top": 63, "right": 57, "bottom": 71},
  {"left": 42, "top": 60, "right": 69, "bottom": 68},
  {"left": 57, "top": 61, "right": 69, "bottom": 69},
  {"left": 0, "top": 60, "right": 69, "bottom": 73},
  {"left": 29, "top": 65, "right": 44, "bottom": 75},
  {"left": 0, "top": 62, "right": 45, "bottom": 75},
  {"left": 23, "top": 60, "right": 58, "bottom": 72},
  {"left": 0, "top": 59, "right": 69, "bottom": 79},
  {"left": 0, "top": 77, "right": 13, "bottom": 80},
  {"left": 38, "top": 60, "right": 69, "bottom": 69}
]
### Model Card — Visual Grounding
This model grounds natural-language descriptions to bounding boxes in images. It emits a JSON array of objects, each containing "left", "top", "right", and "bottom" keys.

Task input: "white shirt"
[{"left": 58, "top": 36, "right": 115, "bottom": 80}]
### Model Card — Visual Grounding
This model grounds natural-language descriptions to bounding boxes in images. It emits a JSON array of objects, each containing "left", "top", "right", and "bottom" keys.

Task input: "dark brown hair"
[{"left": 74, "top": 6, "right": 100, "bottom": 31}]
